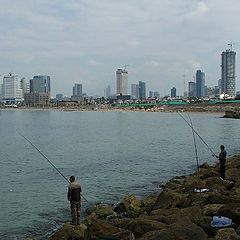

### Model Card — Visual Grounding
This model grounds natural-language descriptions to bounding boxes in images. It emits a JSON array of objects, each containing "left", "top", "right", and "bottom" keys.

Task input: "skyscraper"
[
  {"left": 188, "top": 81, "right": 196, "bottom": 97},
  {"left": 139, "top": 81, "right": 146, "bottom": 100},
  {"left": 20, "top": 78, "right": 30, "bottom": 95},
  {"left": 25, "top": 75, "right": 51, "bottom": 106},
  {"left": 171, "top": 87, "right": 176, "bottom": 98},
  {"left": 221, "top": 49, "right": 236, "bottom": 96},
  {"left": 131, "top": 84, "right": 139, "bottom": 99},
  {"left": 73, "top": 83, "right": 82, "bottom": 97},
  {"left": 30, "top": 75, "right": 51, "bottom": 93},
  {"left": 196, "top": 70, "right": 205, "bottom": 97},
  {"left": 1, "top": 73, "right": 23, "bottom": 104},
  {"left": 116, "top": 68, "right": 128, "bottom": 95},
  {"left": 106, "top": 85, "right": 111, "bottom": 98}
]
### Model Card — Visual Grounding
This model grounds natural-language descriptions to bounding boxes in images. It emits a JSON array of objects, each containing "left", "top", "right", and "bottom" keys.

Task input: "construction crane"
[
  {"left": 123, "top": 65, "right": 129, "bottom": 71},
  {"left": 227, "top": 41, "right": 240, "bottom": 51}
]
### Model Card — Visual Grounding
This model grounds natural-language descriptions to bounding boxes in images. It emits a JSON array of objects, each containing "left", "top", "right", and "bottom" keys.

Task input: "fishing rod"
[
  {"left": 19, "top": 133, "right": 88, "bottom": 202},
  {"left": 187, "top": 114, "right": 199, "bottom": 170},
  {"left": 177, "top": 112, "right": 218, "bottom": 158}
]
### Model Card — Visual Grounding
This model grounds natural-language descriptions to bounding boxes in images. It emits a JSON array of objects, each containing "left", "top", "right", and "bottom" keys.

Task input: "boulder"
[
  {"left": 84, "top": 213, "right": 134, "bottom": 240},
  {"left": 215, "top": 228, "right": 240, "bottom": 240},
  {"left": 160, "top": 207, "right": 202, "bottom": 225},
  {"left": 137, "top": 229, "right": 174, "bottom": 240},
  {"left": 207, "top": 193, "right": 240, "bottom": 205},
  {"left": 125, "top": 218, "right": 166, "bottom": 238},
  {"left": 49, "top": 223, "right": 89, "bottom": 240},
  {"left": 203, "top": 204, "right": 225, "bottom": 216},
  {"left": 167, "top": 218, "right": 208, "bottom": 240},
  {"left": 138, "top": 219, "right": 208, "bottom": 240},
  {"left": 114, "top": 195, "right": 142, "bottom": 218},
  {"left": 140, "top": 193, "right": 158, "bottom": 213},
  {"left": 85, "top": 203, "right": 116, "bottom": 220},
  {"left": 163, "top": 176, "right": 186, "bottom": 190},
  {"left": 218, "top": 203, "right": 240, "bottom": 225},
  {"left": 192, "top": 216, "right": 218, "bottom": 237},
  {"left": 153, "top": 189, "right": 189, "bottom": 209}
]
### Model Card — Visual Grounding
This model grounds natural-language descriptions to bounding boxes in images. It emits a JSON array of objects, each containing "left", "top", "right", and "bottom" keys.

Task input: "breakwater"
[{"left": 50, "top": 155, "right": 240, "bottom": 240}]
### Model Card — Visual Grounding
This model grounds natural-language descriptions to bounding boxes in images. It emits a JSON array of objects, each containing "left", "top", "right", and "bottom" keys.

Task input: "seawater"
[{"left": 0, "top": 110, "right": 240, "bottom": 239}]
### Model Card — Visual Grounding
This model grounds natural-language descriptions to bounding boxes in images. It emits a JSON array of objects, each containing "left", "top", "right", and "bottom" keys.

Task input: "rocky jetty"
[
  {"left": 223, "top": 110, "right": 240, "bottom": 119},
  {"left": 49, "top": 155, "right": 240, "bottom": 240}
]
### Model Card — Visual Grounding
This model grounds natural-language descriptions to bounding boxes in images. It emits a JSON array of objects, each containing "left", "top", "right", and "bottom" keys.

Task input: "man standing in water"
[
  {"left": 218, "top": 145, "right": 227, "bottom": 179},
  {"left": 67, "top": 176, "right": 82, "bottom": 225}
]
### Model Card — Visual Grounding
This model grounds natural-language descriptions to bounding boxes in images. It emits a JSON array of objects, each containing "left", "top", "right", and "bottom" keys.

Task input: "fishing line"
[
  {"left": 178, "top": 112, "right": 217, "bottom": 158},
  {"left": 19, "top": 133, "right": 88, "bottom": 202},
  {"left": 187, "top": 114, "right": 199, "bottom": 170}
]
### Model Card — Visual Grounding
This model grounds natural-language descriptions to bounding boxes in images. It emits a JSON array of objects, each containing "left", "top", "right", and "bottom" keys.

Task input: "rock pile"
[{"left": 49, "top": 155, "right": 240, "bottom": 240}]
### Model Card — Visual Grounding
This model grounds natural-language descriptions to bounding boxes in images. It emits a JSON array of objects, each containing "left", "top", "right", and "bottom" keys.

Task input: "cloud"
[
  {"left": 188, "top": 60, "right": 202, "bottom": 70},
  {"left": 87, "top": 60, "right": 104, "bottom": 66},
  {"left": 144, "top": 61, "right": 161, "bottom": 68},
  {"left": 0, "top": 0, "right": 240, "bottom": 96}
]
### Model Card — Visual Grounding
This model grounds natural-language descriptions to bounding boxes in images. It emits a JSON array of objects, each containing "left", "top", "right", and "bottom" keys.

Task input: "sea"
[{"left": 0, "top": 109, "right": 239, "bottom": 239}]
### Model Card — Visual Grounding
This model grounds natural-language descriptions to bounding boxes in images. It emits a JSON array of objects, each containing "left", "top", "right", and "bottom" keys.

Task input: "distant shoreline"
[{"left": 1, "top": 102, "right": 238, "bottom": 115}]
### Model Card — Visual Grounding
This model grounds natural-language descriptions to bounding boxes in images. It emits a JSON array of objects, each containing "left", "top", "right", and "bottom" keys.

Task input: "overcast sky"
[{"left": 0, "top": 0, "right": 239, "bottom": 97}]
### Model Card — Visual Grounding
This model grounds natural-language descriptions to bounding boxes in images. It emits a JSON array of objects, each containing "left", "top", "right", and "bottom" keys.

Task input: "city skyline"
[{"left": 0, "top": 1, "right": 240, "bottom": 96}]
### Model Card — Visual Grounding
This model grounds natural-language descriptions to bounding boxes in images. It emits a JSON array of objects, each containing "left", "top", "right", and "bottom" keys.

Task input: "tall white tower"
[
  {"left": 2, "top": 73, "right": 23, "bottom": 104},
  {"left": 116, "top": 68, "right": 128, "bottom": 95},
  {"left": 221, "top": 48, "right": 236, "bottom": 96}
]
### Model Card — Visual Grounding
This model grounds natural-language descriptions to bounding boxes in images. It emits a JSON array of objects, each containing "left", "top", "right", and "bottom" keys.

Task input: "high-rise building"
[
  {"left": 1, "top": 73, "right": 23, "bottom": 104},
  {"left": 30, "top": 75, "right": 51, "bottom": 93},
  {"left": 221, "top": 49, "right": 236, "bottom": 96},
  {"left": 196, "top": 70, "right": 205, "bottom": 97},
  {"left": 116, "top": 68, "right": 128, "bottom": 95},
  {"left": 188, "top": 81, "right": 196, "bottom": 97},
  {"left": 139, "top": 81, "right": 146, "bottom": 100},
  {"left": 171, "top": 87, "right": 176, "bottom": 98},
  {"left": 20, "top": 78, "right": 30, "bottom": 95},
  {"left": 25, "top": 75, "right": 51, "bottom": 106},
  {"left": 149, "top": 91, "right": 154, "bottom": 98},
  {"left": 106, "top": 85, "right": 111, "bottom": 98},
  {"left": 154, "top": 91, "right": 160, "bottom": 98},
  {"left": 131, "top": 84, "right": 139, "bottom": 99},
  {"left": 73, "top": 83, "right": 82, "bottom": 97}
]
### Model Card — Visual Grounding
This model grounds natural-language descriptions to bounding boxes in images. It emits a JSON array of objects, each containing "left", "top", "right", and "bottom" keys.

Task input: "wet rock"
[
  {"left": 114, "top": 195, "right": 141, "bottom": 218},
  {"left": 140, "top": 193, "right": 158, "bottom": 213},
  {"left": 153, "top": 189, "right": 189, "bottom": 209},
  {"left": 198, "top": 162, "right": 210, "bottom": 169},
  {"left": 164, "top": 176, "right": 186, "bottom": 190},
  {"left": 215, "top": 228, "right": 240, "bottom": 240},
  {"left": 49, "top": 223, "right": 88, "bottom": 240},
  {"left": 85, "top": 203, "right": 116, "bottom": 220},
  {"left": 84, "top": 213, "right": 134, "bottom": 240}
]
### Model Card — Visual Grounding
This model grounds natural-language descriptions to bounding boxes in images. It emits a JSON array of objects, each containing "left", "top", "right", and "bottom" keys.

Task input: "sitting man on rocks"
[{"left": 67, "top": 175, "right": 82, "bottom": 225}]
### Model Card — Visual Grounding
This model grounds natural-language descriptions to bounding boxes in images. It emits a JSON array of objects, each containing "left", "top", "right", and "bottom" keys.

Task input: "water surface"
[{"left": 0, "top": 110, "right": 239, "bottom": 239}]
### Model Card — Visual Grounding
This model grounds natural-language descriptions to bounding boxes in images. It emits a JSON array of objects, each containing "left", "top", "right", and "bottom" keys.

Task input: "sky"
[{"left": 0, "top": 0, "right": 240, "bottom": 97}]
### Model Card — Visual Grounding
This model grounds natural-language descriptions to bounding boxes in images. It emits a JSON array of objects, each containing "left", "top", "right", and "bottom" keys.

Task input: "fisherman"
[
  {"left": 218, "top": 145, "right": 227, "bottom": 179},
  {"left": 67, "top": 175, "right": 82, "bottom": 225}
]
